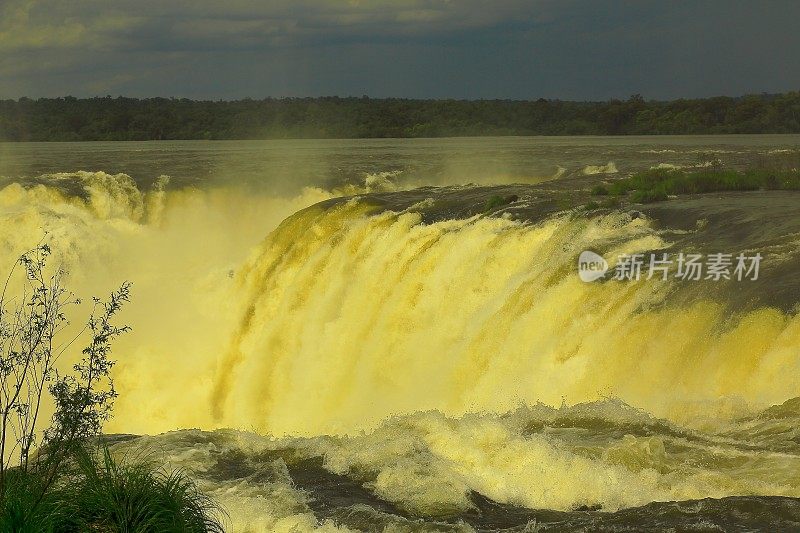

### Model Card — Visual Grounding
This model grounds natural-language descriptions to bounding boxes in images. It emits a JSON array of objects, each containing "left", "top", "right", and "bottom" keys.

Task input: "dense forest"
[{"left": 1, "top": 92, "right": 799, "bottom": 141}]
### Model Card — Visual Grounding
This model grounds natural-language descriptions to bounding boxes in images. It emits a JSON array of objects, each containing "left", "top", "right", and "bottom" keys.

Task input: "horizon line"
[{"left": 3, "top": 91, "right": 798, "bottom": 104}]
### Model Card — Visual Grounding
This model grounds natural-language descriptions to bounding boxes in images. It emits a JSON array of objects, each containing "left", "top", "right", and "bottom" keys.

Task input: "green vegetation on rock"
[{"left": 592, "top": 167, "right": 800, "bottom": 204}]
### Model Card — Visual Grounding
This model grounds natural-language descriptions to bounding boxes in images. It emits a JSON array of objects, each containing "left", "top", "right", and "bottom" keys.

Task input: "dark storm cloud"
[{"left": 1, "top": 0, "right": 798, "bottom": 99}]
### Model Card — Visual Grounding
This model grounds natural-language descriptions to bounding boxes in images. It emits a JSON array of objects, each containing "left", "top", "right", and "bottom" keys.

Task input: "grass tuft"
[
  {"left": 0, "top": 470, "right": 70, "bottom": 533},
  {"left": 69, "top": 446, "right": 226, "bottom": 533},
  {"left": 0, "top": 446, "right": 226, "bottom": 533}
]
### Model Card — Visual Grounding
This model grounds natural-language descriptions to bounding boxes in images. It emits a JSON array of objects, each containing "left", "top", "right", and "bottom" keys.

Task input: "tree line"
[{"left": 1, "top": 92, "right": 799, "bottom": 141}]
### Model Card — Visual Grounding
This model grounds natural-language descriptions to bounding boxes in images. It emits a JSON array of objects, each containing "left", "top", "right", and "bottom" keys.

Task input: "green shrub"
[
  {"left": 600, "top": 197, "right": 620, "bottom": 208},
  {"left": 608, "top": 181, "right": 634, "bottom": 196},
  {"left": 0, "top": 246, "right": 227, "bottom": 532},
  {"left": 590, "top": 184, "right": 609, "bottom": 196},
  {"left": 0, "top": 470, "right": 70, "bottom": 533},
  {"left": 68, "top": 447, "right": 225, "bottom": 533},
  {"left": 483, "top": 195, "right": 506, "bottom": 212},
  {"left": 0, "top": 446, "right": 225, "bottom": 533},
  {"left": 630, "top": 189, "right": 668, "bottom": 203}
]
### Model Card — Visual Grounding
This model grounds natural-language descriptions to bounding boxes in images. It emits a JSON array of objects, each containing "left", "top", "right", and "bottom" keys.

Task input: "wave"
[
  {"left": 649, "top": 160, "right": 721, "bottom": 170},
  {"left": 107, "top": 397, "right": 800, "bottom": 531},
  {"left": 582, "top": 162, "right": 618, "bottom": 175}
]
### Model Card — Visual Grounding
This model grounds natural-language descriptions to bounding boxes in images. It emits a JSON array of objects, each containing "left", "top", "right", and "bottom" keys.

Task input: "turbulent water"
[{"left": 2, "top": 136, "right": 800, "bottom": 531}]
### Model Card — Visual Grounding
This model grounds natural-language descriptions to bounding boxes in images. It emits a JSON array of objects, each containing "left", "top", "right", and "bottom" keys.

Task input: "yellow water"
[
  {"left": 202, "top": 199, "right": 799, "bottom": 436},
  {"left": 2, "top": 172, "right": 800, "bottom": 530}
]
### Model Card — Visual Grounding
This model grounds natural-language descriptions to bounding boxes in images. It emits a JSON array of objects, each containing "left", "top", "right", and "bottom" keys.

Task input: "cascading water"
[
  {"left": 207, "top": 200, "right": 800, "bottom": 437},
  {"left": 2, "top": 139, "right": 800, "bottom": 531}
]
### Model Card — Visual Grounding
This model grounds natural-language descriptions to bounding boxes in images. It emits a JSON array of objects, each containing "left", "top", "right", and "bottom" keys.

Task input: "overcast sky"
[{"left": 1, "top": 0, "right": 799, "bottom": 101}]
